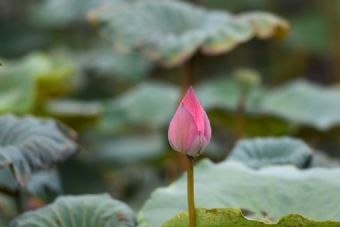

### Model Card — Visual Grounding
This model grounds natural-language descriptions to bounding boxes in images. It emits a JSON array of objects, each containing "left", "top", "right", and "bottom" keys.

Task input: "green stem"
[{"left": 186, "top": 155, "right": 196, "bottom": 227}]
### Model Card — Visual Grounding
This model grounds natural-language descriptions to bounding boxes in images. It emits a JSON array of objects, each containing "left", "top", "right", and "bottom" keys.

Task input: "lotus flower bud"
[{"left": 168, "top": 87, "right": 211, "bottom": 157}]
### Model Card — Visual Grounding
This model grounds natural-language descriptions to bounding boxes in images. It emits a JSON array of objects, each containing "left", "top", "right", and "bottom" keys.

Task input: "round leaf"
[
  {"left": 139, "top": 160, "right": 340, "bottom": 227},
  {"left": 9, "top": 194, "right": 136, "bottom": 227},
  {"left": 261, "top": 80, "right": 340, "bottom": 130},
  {"left": 89, "top": 0, "right": 289, "bottom": 67},
  {"left": 228, "top": 137, "right": 313, "bottom": 169}
]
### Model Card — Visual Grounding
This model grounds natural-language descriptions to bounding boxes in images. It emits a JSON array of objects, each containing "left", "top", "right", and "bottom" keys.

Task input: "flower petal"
[
  {"left": 168, "top": 104, "right": 198, "bottom": 153},
  {"left": 186, "top": 133, "right": 208, "bottom": 157},
  {"left": 182, "top": 87, "right": 205, "bottom": 133}
]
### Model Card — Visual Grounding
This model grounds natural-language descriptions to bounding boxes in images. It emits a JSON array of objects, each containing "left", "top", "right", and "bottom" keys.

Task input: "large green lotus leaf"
[
  {"left": 227, "top": 137, "right": 339, "bottom": 169},
  {"left": 162, "top": 208, "right": 340, "bottom": 227},
  {"left": 89, "top": 0, "right": 289, "bottom": 67},
  {"left": 138, "top": 159, "right": 340, "bottom": 227},
  {"left": 0, "top": 115, "right": 77, "bottom": 187},
  {"left": 9, "top": 194, "right": 136, "bottom": 227},
  {"left": 99, "top": 82, "right": 179, "bottom": 133},
  {"left": 0, "top": 53, "right": 75, "bottom": 114},
  {"left": 228, "top": 137, "right": 313, "bottom": 169},
  {"left": 261, "top": 80, "right": 340, "bottom": 130}
]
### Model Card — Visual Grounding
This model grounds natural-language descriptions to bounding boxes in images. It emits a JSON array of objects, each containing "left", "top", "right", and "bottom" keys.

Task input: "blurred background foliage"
[{"left": 1, "top": 0, "right": 340, "bottom": 224}]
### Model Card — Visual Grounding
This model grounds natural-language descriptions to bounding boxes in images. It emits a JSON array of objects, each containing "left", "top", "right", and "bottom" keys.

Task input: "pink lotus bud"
[{"left": 168, "top": 87, "right": 211, "bottom": 157}]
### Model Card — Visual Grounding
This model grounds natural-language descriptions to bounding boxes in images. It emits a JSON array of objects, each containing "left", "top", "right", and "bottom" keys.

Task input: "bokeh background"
[{"left": 1, "top": 0, "right": 340, "bottom": 214}]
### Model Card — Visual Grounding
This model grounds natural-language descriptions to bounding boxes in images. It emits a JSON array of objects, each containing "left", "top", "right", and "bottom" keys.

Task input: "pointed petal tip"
[
  {"left": 183, "top": 86, "right": 198, "bottom": 104},
  {"left": 187, "top": 85, "right": 195, "bottom": 94}
]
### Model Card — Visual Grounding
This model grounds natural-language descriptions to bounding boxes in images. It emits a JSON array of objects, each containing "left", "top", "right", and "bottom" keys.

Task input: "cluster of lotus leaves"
[{"left": 6, "top": 137, "right": 340, "bottom": 227}]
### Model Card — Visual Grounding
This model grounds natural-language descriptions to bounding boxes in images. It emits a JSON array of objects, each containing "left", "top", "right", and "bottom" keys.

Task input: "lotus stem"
[{"left": 186, "top": 155, "right": 197, "bottom": 227}]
